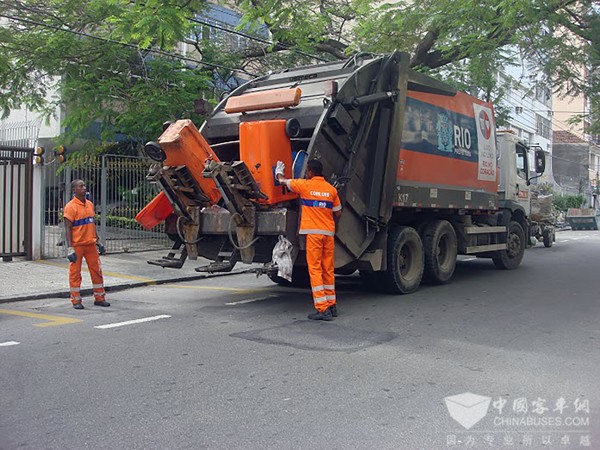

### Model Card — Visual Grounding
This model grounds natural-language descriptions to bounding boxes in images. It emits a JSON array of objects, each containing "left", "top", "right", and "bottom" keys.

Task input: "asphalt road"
[{"left": 1, "top": 230, "right": 599, "bottom": 450}]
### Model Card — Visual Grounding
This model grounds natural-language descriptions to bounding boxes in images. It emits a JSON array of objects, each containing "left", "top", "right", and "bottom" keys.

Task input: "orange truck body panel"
[
  {"left": 398, "top": 90, "right": 498, "bottom": 195},
  {"left": 158, "top": 119, "right": 222, "bottom": 205},
  {"left": 239, "top": 120, "right": 298, "bottom": 204}
]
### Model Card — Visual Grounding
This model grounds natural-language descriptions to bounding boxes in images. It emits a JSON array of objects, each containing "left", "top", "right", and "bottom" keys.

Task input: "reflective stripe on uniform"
[
  {"left": 323, "top": 284, "right": 335, "bottom": 290},
  {"left": 301, "top": 199, "right": 333, "bottom": 209},
  {"left": 299, "top": 229, "right": 335, "bottom": 236},
  {"left": 311, "top": 285, "right": 324, "bottom": 293},
  {"left": 70, "top": 287, "right": 80, "bottom": 292},
  {"left": 72, "top": 217, "right": 95, "bottom": 227},
  {"left": 332, "top": 205, "right": 342, "bottom": 212},
  {"left": 313, "top": 296, "right": 329, "bottom": 305},
  {"left": 92, "top": 284, "right": 104, "bottom": 289}
]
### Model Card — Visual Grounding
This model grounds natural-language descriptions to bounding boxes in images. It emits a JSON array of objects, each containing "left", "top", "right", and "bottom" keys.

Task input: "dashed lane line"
[
  {"left": 0, "top": 308, "right": 82, "bottom": 327},
  {"left": 0, "top": 341, "right": 20, "bottom": 347},
  {"left": 94, "top": 315, "right": 171, "bottom": 329}
]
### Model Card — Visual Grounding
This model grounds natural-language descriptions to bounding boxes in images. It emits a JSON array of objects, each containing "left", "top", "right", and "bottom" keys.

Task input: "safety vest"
[
  {"left": 289, "top": 177, "right": 341, "bottom": 236},
  {"left": 63, "top": 197, "right": 98, "bottom": 246}
]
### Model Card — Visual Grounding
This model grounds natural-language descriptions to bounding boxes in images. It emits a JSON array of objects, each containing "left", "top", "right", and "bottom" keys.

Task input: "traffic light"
[
  {"left": 34, "top": 146, "right": 45, "bottom": 165},
  {"left": 56, "top": 145, "right": 67, "bottom": 164}
]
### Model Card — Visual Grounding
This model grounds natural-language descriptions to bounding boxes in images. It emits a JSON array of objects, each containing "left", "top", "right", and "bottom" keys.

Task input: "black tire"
[
  {"left": 493, "top": 221, "right": 526, "bottom": 270},
  {"left": 268, "top": 265, "right": 311, "bottom": 288},
  {"left": 423, "top": 220, "right": 457, "bottom": 284},
  {"left": 542, "top": 228, "right": 553, "bottom": 248},
  {"left": 380, "top": 226, "right": 424, "bottom": 294}
]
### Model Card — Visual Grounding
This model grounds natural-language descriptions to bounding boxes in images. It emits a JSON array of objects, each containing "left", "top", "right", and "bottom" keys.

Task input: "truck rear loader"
[{"left": 137, "top": 52, "right": 546, "bottom": 294}]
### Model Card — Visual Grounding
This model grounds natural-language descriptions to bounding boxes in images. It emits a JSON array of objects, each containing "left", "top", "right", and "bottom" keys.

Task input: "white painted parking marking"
[
  {"left": 94, "top": 315, "right": 171, "bottom": 329},
  {"left": 0, "top": 341, "right": 20, "bottom": 347},
  {"left": 226, "top": 295, "right": 278, "bottom": 305}
]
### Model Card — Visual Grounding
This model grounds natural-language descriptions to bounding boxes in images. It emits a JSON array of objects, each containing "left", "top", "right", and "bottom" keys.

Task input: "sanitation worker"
[
  {"left": 63, "top": 179, "right": 110, "bottom": 310},
  {"left": 276, "top": 159, "right": 342, "bottom": 321}
]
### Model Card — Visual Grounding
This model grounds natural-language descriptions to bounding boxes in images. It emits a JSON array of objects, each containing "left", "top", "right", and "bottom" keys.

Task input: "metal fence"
[
  {"left": 0, "top": 119, "right": 41, "bottom": 148},
  {"left": 42, "top": 154, "right": 171, "bottom": 258}
]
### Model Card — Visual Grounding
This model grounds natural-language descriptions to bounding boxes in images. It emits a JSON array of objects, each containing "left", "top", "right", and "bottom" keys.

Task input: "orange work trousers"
[
  {"left": 69, "top": 243, "right": 105, "bottom": 305},
  {"left": 305, "top": 234, "right": 336, "bottom": 313}
]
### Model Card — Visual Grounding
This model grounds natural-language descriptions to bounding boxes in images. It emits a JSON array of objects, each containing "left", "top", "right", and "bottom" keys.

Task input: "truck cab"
[{"left": 497, "top": 130, "right": 546, "bottom": 216}]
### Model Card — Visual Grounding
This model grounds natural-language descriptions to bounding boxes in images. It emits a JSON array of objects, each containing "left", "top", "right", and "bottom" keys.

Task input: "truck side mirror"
[{"left": 535, "top": 149, "right": 546, "bottom": 174}]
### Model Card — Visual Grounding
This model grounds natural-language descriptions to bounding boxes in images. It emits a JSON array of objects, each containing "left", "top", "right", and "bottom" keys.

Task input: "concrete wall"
[{"left": 553, "top": 142, "right": 590, "bottom": 196}]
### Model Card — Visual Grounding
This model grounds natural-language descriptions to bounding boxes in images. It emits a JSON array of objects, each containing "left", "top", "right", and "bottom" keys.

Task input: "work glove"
[
  {"left": 67, "top": 247, "right": 77, "bottom": 263},
  {"left": 275, "top": 160, "right": 285, "bottom": 178},
  {"left": 96, "top": 242, "right": 106, "bottom": 255}
]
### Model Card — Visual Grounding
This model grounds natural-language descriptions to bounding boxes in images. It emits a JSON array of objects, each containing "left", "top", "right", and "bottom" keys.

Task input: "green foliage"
[
  {"left": 554, "top": 194, "right": 586, "bottom": 211},
  {"left": 2, "top": 0, "right": 598, "bottom": 143},
  {"left": 0, "top": 0, "right": 220, "bottom": 143}
]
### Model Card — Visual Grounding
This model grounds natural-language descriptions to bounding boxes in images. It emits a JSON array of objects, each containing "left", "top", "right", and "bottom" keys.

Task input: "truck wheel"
[
  {"left": 492, "top": 221, "right": 525, "bottom": 270},
  {"left": 423, "top": 220, "right": 457, "bottom": 284},
  {"left": 542, "top": 228, "right": 553, "bottom": 248},
  {"left": 268, "top": 266, "right": 311, "bottom": 288},
  {"left": 381, "top": 226, "right": 424, "bottom": 294}
]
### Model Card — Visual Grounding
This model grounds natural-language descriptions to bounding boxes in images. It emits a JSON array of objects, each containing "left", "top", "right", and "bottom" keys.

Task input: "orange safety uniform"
[
  {"left": 63, "top": 197, "right": 105, "bottom": 305},
  {"left": 289, "top": 177, "right": 341, "bottom": 312}
]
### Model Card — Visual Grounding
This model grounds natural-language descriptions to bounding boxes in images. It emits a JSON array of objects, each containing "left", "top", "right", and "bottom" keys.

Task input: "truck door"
[{"left": 515, "top": 142, "right": 531, "bottom": 215}]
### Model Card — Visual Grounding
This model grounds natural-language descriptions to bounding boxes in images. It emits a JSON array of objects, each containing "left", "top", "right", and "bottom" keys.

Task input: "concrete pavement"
[{"left": 0, "top": 249, "right": 261, "bottom": 303}]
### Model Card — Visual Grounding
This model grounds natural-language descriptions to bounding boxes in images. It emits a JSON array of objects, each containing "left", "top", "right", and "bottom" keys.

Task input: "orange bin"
[
  {"left": 239, "top": 120, "right": 298, "bottom": 204},
  {"left": 158, "top": 119, "right": 222, "bottom": 205},
  {"left": 135, "top": 191, "right": 173, "bottom": 230}
]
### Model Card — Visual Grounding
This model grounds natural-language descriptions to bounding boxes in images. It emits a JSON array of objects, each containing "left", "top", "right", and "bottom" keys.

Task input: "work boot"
[
  {"left": 73, "top": 303, "right": 84, "bottom": 310},
  {"left": 94, "top": 300, "right": 111, "bottom": 307},
  {"left": 329, "top": 305, "right": 338, "bottom": 317},
  {"left": 308, "top": 308, "right": 333, "bottom": 321}
]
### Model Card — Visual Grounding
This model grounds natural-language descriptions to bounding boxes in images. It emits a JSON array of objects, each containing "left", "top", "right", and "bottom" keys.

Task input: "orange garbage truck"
[{"left": 137, "top": 51, "right": 546, "bottom": 293}]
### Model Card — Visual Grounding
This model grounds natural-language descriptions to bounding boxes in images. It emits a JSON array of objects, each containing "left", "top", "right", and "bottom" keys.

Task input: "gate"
[
  {"left": 0, "top": 146, "right": 34, "bottom": 261},
  {"left": 42, "top": 154, "right": 170, "bottom": 258},
  {"left": 0, "top": 119, "right": 40, "bottom": 261}
]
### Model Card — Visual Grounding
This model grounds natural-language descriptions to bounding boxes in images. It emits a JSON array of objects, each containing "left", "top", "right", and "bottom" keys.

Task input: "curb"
[{"left": 0, "top": 268, "right": 258, "bottom": 304}]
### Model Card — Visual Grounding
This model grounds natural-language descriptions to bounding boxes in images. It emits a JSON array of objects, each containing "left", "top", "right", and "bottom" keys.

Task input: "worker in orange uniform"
[
  {"left": 63, "top": 179, "right": 110, "bottom": 310},
  {"left": 276, "top": 159, "right": 342, "bottom": 321}
]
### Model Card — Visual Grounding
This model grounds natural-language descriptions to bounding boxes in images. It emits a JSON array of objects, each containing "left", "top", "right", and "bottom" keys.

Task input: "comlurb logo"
[
  {"left": 478, "top": 110, "right": 492, "bottom": 140},
  {"left": 445, "top": 392, "right": 491, "bottom": 430}
]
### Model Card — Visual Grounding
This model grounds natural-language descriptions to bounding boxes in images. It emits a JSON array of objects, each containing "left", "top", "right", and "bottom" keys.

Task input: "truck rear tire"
[
  {"left": 492, "top": 221, "right": 525, "bottom": 270},
  {"left": 380, "top": 226, "right": 424, "bottom": 294},
  {"left": 423, "top": 220, "right": 457, "bottom": 284}
]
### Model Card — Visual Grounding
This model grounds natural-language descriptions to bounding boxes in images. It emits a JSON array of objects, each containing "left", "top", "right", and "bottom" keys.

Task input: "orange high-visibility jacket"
[
  {"left": 289, "top": 177, "right": 341, "bottom": 236},
  {"left": 63, "top": 197, "right": 97, "bottom": 246}
]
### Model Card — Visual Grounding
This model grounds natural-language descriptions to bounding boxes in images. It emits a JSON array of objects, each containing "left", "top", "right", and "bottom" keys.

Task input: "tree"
[
  {"left": 237, "top": 0, "right": 598, "bottom": 113},
  {"left": 1, "top": 0, "right": 598, "bottom": 144},
  {"left": 0, "top": 0, "right": 241, "bottom": 145}
]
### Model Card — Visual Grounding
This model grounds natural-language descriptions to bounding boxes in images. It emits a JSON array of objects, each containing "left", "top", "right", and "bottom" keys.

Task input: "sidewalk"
[{"left": 0, "top": 250, "right": 261, "bottom": 304}]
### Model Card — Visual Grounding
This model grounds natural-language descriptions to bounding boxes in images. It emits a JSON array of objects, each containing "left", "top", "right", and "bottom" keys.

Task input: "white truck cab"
[{"left": 497, "top": 130, "right": 546, "bottom": 215}]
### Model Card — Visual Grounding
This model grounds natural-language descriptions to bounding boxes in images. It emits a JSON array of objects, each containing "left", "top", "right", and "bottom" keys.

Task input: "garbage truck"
[{"left": 136, "top": 51, "right": 546, "bottom": 294}]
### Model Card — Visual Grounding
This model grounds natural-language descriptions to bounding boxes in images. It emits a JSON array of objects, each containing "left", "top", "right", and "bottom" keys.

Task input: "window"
[
  {"left": 516, "top": 143, "right": 528, "bottom": 180},
  {"left": 536, "top": 114, "right": 551, "bottom": 139}
]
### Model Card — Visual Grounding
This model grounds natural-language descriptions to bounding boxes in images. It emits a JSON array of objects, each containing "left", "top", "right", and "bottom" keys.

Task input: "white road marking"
[
  {"left": 226, "top": 295, "right": 278, "bottom": 306},
  {"left": 94, "top": 315, "right": 171, "bottom": 329},
  {"left": 0, "top": 341, "right": 20, "bottom": 347}
]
